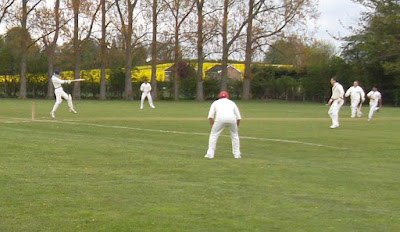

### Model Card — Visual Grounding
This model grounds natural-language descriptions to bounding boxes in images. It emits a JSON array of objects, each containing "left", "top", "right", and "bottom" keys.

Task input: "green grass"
[{"left": 0, "top": 99, "right": 399, "bottom": 231}]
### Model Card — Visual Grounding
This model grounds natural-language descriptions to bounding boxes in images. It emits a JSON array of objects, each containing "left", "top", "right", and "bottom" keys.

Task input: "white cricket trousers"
[
  {"left": 51, "top": 89, "right": 74, "bottom": 113},
  {"left": 350, "top": 98, "right": 362, "bottom": 117},
  {"left": 140, "top": 92, "right": 154, "bottom": 108},
  {"left": 368, "top": 103, "right": 379, "bottom": 120},
  {"left": 206, "top": 121, "right": 241, "bottom": 158},
  {"left": 328, "top": 99, "right": 344, "bottom": 127}
]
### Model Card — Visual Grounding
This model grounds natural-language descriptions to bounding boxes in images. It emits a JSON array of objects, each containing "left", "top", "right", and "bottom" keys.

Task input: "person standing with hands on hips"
[
  {"left": 140, "top": 79, "right": 155, "bottom": 109},
  {"left": 328, "top": 77, "right": 345, "bottom": 129},
  {"left": 205, "top": 91, "right": 242, "bottom": 159}
]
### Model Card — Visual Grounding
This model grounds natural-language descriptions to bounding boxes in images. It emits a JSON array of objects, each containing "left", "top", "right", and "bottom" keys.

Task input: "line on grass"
[{"left": 1, "top": 118, "right": 347, "bottom": 150}]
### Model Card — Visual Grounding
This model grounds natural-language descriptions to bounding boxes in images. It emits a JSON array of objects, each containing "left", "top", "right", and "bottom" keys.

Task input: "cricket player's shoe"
[
  {"left": 50, "top": 111, "right": 55, "bottom": 118},
  {"left": 234, "top": 155, "right": 242, "bottom": 159},
  {"left": 368, "top": 118, "right": 371, "bottom": 121},
  {"left": 204, "top": 154, "right": 214, "bottom": 159},
  {"left": 140, "top": 106, "right": 143, "bottom": 110},
  {"left": 69, "top": 109, "right": 77, "bottom": 114},
  {"left": 150, "top": 105, "right": 155, "bottom": 109},
  {"left": 330, "top": 125, "right": 339, "bottom": 129}
]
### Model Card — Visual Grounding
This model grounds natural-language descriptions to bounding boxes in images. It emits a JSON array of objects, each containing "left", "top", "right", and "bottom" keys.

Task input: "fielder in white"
[
  {"left": 367, "top": 86, "right": 382, "bottom": 121},
  {"left": 345, "top": 81, "right": 365, "bottom": 118},
  {"left": 140, "top": 80, "right": 155, "bottom": 109},
  {"left": 50, "top": 70, "right": 79, "bottom": 118},
  {"left": 205, "top": 91, "right": 242, "bottom": 159},
  {"left": 328, "top": 77, "right": 345, "bottom": 129}
]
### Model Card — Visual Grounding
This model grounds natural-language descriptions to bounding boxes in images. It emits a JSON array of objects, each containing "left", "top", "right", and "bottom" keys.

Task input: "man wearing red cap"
[{"left": 205, "top": 91, "right": 242, "bottom": 159}]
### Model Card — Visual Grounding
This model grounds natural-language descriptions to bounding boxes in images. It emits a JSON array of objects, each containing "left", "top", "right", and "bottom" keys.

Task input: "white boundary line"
[{"left": 1, "top": 118, "right": 348, "bottom": 150}]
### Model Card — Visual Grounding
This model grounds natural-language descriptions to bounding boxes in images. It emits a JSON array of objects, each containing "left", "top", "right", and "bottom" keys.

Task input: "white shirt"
[
  {"left": 331, "top": 82, "right": 345, "bottom": 100},
  {"left": 140, "top": 82, "right": 152, "bottom": 93},
  {"left": 367, "top": 90, "right": 381, "bottom": 105},
  {"left": 208, "top": 98, "right": 241, "bottom": 123},
  {"left": 345, "top": 86, "right": 365, "bottom": 101},
  {"left": 52, "top": 75, "right": 71, "bottom": 91}
]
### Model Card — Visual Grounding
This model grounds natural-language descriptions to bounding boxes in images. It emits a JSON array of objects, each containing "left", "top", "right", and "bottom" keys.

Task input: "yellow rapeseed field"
[{"left": 0, "top": 62, "right": 292, "bottom": 83}]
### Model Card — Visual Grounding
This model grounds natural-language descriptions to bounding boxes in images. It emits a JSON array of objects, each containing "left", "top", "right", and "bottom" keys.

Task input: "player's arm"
[
  {"left": 233, "top": 104, "right": 241, "bottom": 126},
  {"left": 345, "top": 88, "right": 351, "bottom": 97},
  {"left": 361, "top": 89, "right": 366, "bottom": 102},
  {"left": 209, "top": 118, "right": 214, "bottom": 126},
  {"left": 207, "top": 103, "right": 216, "bottom": 126}
]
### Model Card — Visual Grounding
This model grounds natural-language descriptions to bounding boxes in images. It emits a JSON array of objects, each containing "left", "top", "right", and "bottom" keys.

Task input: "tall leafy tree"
[
  {"left": 69, "top": 0, "right": 100, "bottom": 99},
  {"left": 242, "top": 0, "right": 317, "bottom": 100},
  {"left": 115, "top": 0, "right": 143, "bottom": 100},
  {"left": 33, "top": 0, "right": 63, "bottom": 99},
  {"left": 162, "top": 0, "right": 195, "bottom": 100},
  {"left": 343, "top": 0, "right": 400, "bottom": 105},
  {"left": 19, "top": 0, "right": 44, "bottom": 98}
]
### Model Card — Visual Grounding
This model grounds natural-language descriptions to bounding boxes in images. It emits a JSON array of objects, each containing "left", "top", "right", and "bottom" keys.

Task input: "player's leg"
[
  {"left": 147, "top": 93, "right": 155, "bottom": 108},
  {"left": 61, "top": 92, "right": 77, "bottom": 113},
  {"left": 368, "top": 103, "right": 377, "bottom": 121},
  {"left": 350, "top": 99, "right": 358, "bottom": 117},
  {"left": 328, "top": 102, "right": 336, "bottom": 127},
  {"left": 228, "top": 122, "right": 241, "bottom": 158},
  {"left": 140, "top": 92, "right": 146, "bottom": 109},
  {"left": 335, "top": 100, "right": 344, "bottom": 126},
  {"left": 329, "top": 100, "right": 342, "bottom": 128},
  {"left": 205, "top": 121, "right": 225, "bottom": 158},
  {"left": 50, "top": 92, "right": 63, "bottom": 118}
]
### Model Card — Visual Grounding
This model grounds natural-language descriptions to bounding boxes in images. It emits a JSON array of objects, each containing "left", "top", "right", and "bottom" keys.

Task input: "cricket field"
[{"left": 0, "top": 99, "right": 399, "bottom": 231}]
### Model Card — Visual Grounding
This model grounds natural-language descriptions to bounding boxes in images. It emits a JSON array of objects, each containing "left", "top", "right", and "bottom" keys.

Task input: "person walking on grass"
[
  {"left": 50, "top": 70, "right": 83, "bottom": 118},
  {"left": 205, "top": 91, "right": 242, "bottom": 159},
  {"left": 345, "top": 81, "right": 365, "bottom": 118},
  {"left": 140, "top": 79, "right": 155, "bottom": 109},
  {"left": 367, "top": 86, "right": 382, "bottom": 121},
  {"left": 328, "top": 77, "right": 345, "bottom": 129}
]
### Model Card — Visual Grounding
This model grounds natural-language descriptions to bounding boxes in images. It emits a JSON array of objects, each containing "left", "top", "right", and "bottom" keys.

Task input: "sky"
[{"left": 310, "top": 0, "right": 366, "bottom": 50}]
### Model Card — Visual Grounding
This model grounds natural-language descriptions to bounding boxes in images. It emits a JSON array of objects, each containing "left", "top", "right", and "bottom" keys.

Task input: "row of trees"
[
  {"left": 0, "top": 0, "right": 399, "bottom": 105},
  {"left": 0, "top": 0, "right": 317, "bottom": 101}
]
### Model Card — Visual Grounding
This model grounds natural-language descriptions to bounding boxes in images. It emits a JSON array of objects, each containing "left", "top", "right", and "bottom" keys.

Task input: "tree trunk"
[
  {"left": 150, "top": 0, "right": 158, "bottom": 100},
  {"left": 220, "top": 0, "right": 229, "bottom": 91},
  {"left": 242, "top": 0, "right": 254, "bottom": 100},
  {"left": 73, "top": 1, "right": 81, "bottom": 99},
  {"left": 196, "top": 0, "right": 204, "bottom": 101},
  {"left": 46, "top": 48, "right": 55, "bottom": 99},
  {"left": 124, "top": 46, "right": 133, "bottom": 100},
  {"left": 99, "top": 0, "right": 106, "bottom": 100},
  {"left": 45, "top": 0, "right": 60, "bottom": 99},
  {"left": 173, "top": 19, "right": 180, "bottom": 101},
  {"left": 19, "top": 0, "right": 28, "bottom": 99}
]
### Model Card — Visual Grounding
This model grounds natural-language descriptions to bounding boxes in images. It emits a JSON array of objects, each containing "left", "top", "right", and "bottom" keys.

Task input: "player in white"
[
  {"left": 328, "top": 77, "right": 345, "bottom": 129},
  {"left": 367, "top": 86, "right": 382, "bottom": 121},
  {"left": 140, "top": 79, "right": 155, "bottom": 109},
  {"left": 345, "top": 81, "right": 365, "bottom": 118},
  {"left": 50, "top": 70, "right": 77, "bottom": 118},
  {"left": 205, "top": 91, "right": 242, "bottom": 159}
]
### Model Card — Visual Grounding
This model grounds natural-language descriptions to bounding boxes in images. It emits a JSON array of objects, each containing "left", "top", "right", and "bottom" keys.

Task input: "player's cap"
[
  {"left": 219, "top": 91, "right": 229, "bottom": 99},
  {"left": 54, "top": 70, "right": 60, "bottom": 75}
]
